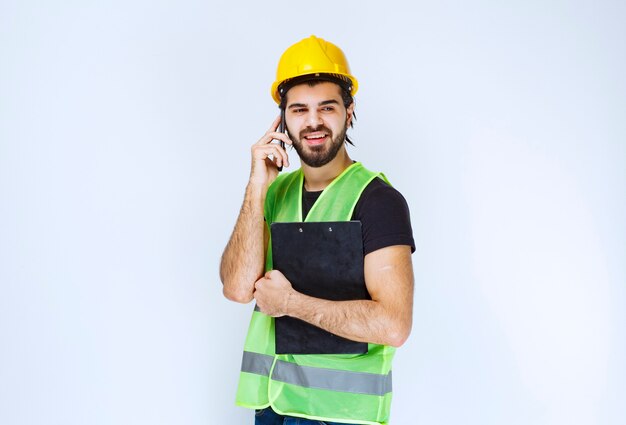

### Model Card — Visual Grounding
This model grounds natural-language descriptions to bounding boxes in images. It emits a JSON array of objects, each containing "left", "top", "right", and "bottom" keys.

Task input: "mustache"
[{"left": 299, "top": 125, "right": 332, "bottom": 139}]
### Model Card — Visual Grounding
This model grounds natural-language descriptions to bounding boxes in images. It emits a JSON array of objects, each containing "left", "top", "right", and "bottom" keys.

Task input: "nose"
[{"left": 305, "top": 109, "right": 323, "bottom": 128}]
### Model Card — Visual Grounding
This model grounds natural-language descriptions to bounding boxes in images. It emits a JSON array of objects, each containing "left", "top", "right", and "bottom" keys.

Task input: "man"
[{"left": 220, "top": 35, "right": 415, "bottom": 425}]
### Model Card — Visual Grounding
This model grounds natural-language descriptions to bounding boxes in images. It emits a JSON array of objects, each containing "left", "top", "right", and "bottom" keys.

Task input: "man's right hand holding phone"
[{"left": 249, "top": 115, "right": 292, "bottom": 189}]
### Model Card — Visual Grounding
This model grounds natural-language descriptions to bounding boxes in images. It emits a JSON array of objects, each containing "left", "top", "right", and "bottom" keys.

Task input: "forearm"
[
  {"left": 220, "top": 182, "right": 267, "bottom": 303},
  {"left": 285, "top": 247, "right": 414, "bottom": 347},
  {"left": 286, "top": 292, "right": 410, "bottom": 347}
]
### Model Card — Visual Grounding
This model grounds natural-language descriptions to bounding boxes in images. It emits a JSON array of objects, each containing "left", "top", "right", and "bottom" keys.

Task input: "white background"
[{"left": 1, "top": 1, "right": 624, "bottom": 424}]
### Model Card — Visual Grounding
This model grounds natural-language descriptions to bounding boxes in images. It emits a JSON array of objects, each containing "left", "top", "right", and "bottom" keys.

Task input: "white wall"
[{"left": 1, "top": 1, "right": 624, "bottom": 424}]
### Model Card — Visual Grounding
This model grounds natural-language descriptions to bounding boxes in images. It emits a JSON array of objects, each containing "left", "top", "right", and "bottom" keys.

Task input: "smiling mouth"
[{"left": 303, "top": 133, "right": 328, "bottom": 145}]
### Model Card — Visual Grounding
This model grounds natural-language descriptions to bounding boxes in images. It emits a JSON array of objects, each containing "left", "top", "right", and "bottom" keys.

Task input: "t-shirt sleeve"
[{"left": 353, "top": 178, "right": 416, "bottom": 256}]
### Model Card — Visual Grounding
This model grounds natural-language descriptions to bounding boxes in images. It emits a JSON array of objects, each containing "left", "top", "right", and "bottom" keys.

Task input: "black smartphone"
[{"left": 277, "top": 109, "right": 286, "bottom": 171}]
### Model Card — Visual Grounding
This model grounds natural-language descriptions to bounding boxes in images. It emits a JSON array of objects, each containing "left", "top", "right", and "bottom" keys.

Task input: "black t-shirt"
[{"left": 302, "top": 177, "right": 415, "bottom": 256}]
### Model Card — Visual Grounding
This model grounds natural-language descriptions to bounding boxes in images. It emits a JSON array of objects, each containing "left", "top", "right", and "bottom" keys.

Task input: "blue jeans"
[{"left": 254, "top": 407, "right": 351, "bottom": 425}]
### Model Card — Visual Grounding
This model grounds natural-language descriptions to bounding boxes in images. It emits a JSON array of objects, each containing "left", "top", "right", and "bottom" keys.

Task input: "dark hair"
[{"left": 278, "top": 75, "right": 357, "bottom": 146}]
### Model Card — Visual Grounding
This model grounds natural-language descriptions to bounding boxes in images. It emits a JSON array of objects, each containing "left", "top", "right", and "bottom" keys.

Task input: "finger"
[
  {"left": 255, "top": 130, "right": 292, "bottom": 148},
  {"left": 272, "top": 144, "right": 289, "bottom": 169},
  {"left": 252, "top": 144, "right": 284, "bottom": 162},
  {"left": 263, "top": 133, "right": 292, "bottom": 167},
  {"left": 253, "top": 145, "right": 288, "bottom": 168},
  {"left": 264, "top": 115, "right": 281, "bottom": 133},
  {"left": 266, "top": 132, "right": 293, "bottom": 146},
  {"left": 265, "top": 140, "right": 289, "bottom": 168},
  {"left": 254, "top": 278, "right": 265, "bottom": 289}
]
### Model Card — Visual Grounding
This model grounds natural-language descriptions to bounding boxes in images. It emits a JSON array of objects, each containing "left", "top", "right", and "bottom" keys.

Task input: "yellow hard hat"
[{"left": 271, "top": 35, "right": 359, "bottom": 104}]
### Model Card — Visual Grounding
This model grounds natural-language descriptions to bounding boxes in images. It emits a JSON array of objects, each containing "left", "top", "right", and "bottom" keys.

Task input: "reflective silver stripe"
[
  {"left": 241, "top": 351, "right": 274, "bottom": 376},
  {"left": 272, "top": 359, "right": 392, "bottom": 396}
]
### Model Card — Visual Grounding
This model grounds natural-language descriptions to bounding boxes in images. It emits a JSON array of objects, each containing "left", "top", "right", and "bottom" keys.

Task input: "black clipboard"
[{"left": 270, "top": 221, "right": 369, "bottom": 355}]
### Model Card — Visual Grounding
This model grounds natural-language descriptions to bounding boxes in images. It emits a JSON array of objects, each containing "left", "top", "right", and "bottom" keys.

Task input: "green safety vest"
[{"left": 236, "top": 162, "right": 396, "bottom": 425}]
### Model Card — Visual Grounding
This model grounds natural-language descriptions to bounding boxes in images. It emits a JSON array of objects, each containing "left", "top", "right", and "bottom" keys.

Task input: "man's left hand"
[{"left": 253, "top": 270, "right": 295, "bottom": 317}]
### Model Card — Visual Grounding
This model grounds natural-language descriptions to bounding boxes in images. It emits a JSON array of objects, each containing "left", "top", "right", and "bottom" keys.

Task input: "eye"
[
  {"left": 321, "top": 106, "right": 335, "bottom": 112},
  {"left": 292, "top": 108, "right": 307, "bottom": 114}
]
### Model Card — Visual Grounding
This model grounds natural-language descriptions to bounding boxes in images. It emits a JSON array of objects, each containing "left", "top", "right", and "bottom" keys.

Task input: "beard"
[{"left": 289, "top": 123, "right": 348, "bottom": 168}]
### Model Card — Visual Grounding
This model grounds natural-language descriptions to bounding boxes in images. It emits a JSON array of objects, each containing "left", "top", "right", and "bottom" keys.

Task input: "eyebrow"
[{"left": 287, "top": 99, "right": 340, "bottom": 109}]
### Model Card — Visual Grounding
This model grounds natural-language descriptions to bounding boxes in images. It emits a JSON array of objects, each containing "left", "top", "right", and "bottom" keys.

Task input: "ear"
[{"left": 346, "top": 101, "right": 355, "bottom": 126}]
